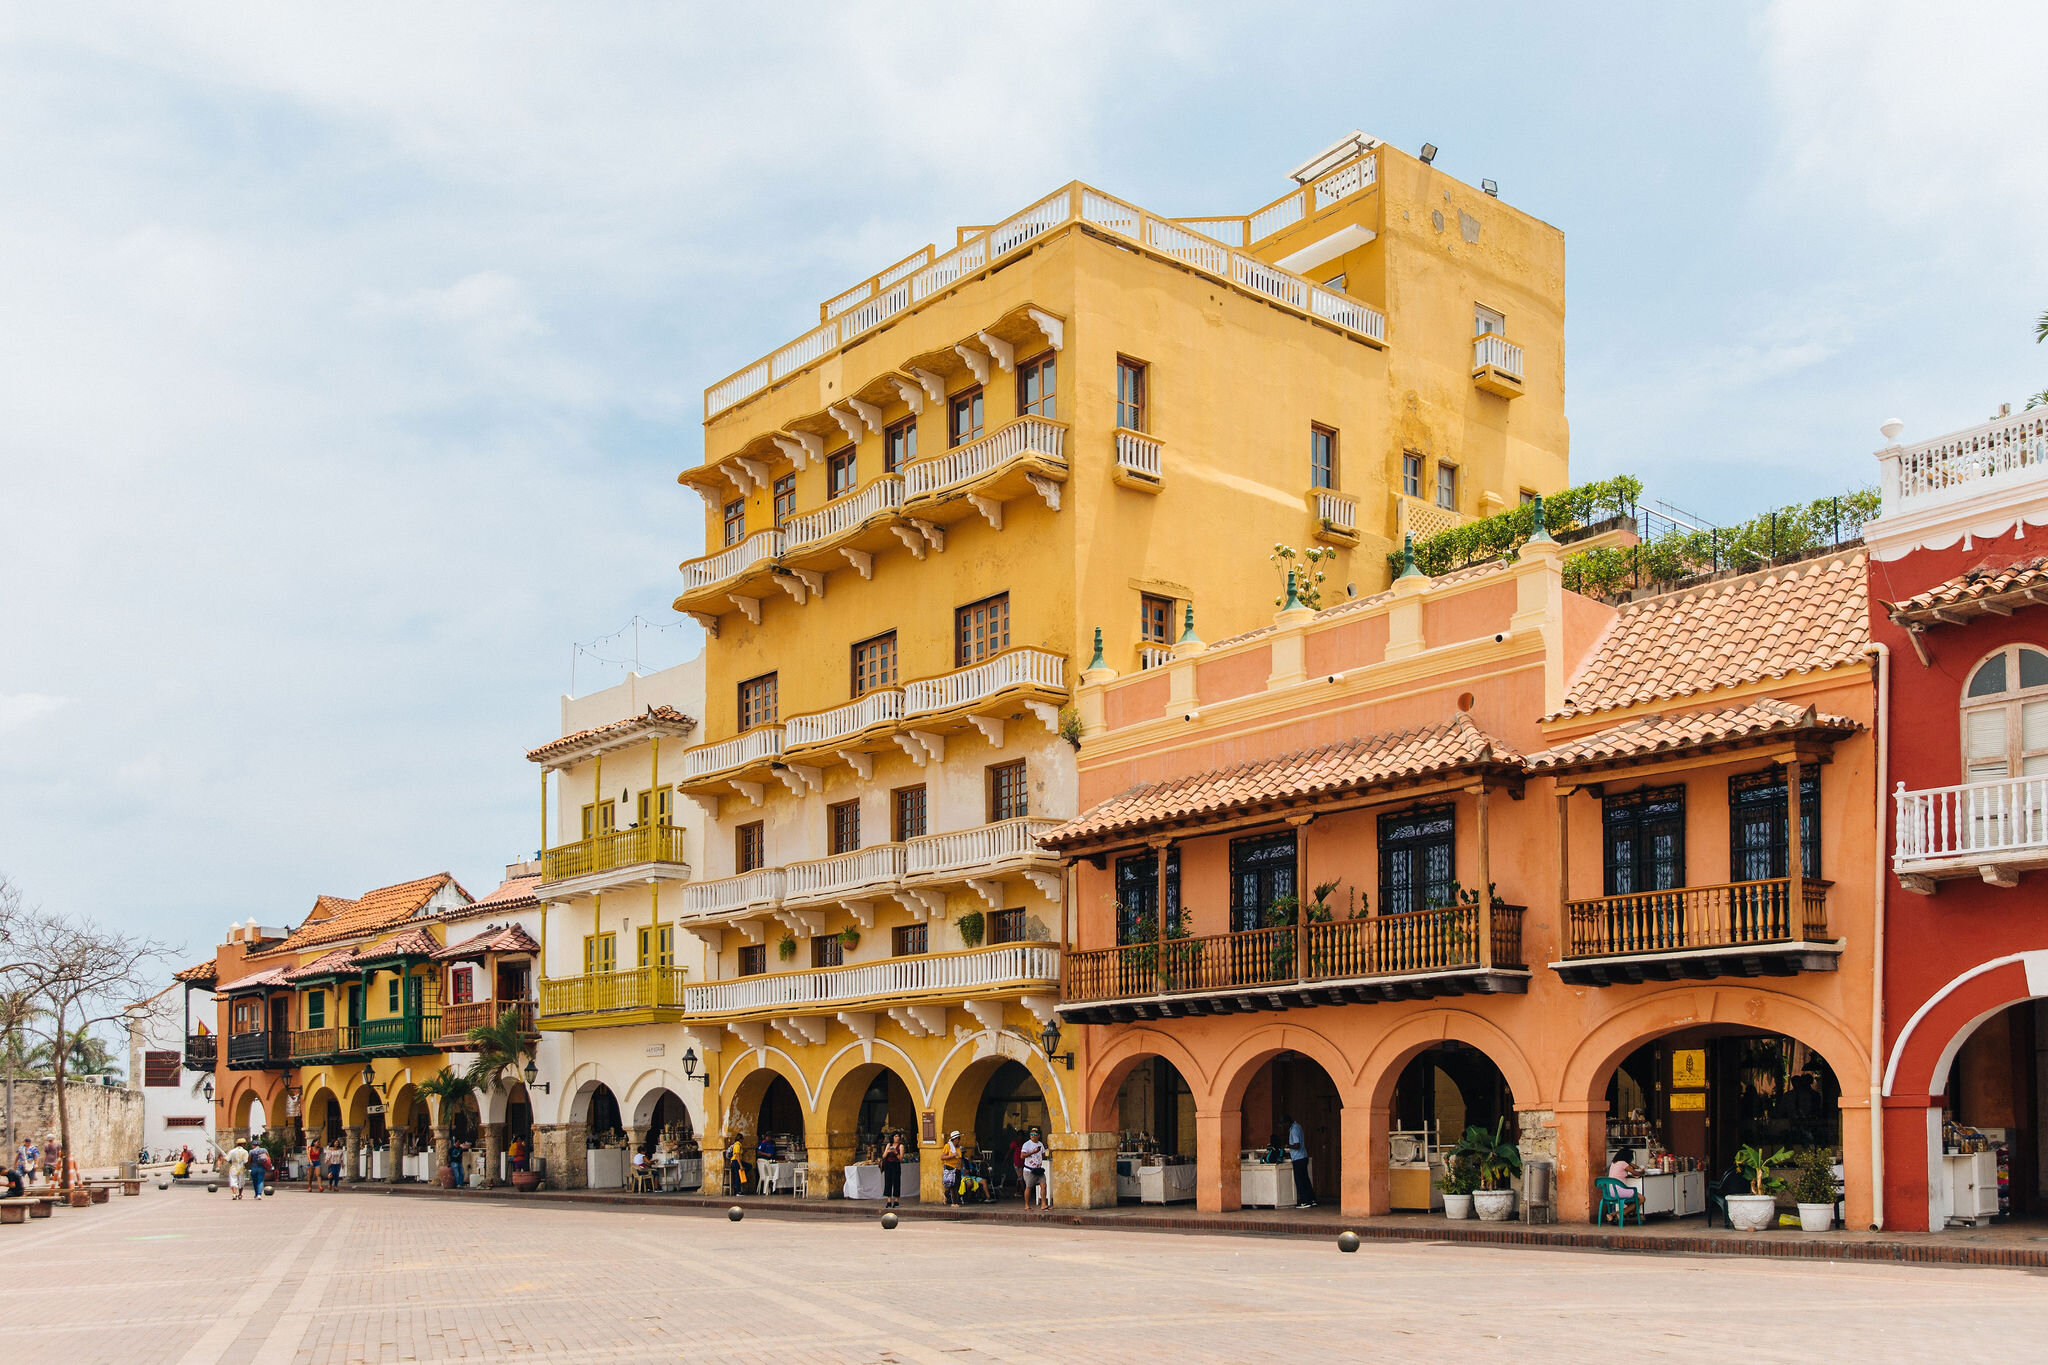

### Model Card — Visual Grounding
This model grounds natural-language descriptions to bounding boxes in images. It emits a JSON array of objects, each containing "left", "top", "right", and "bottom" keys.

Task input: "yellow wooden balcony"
[
  {"left": 538, "top": 966, "right": 690, "bottom": 1031},
  {"left": 539, "top": 823, "right": 690, "bottom": 892}
]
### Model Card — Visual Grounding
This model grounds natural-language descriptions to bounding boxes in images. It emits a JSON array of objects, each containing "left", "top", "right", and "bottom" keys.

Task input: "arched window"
[{"left": 1961, "top": 645, "right": 2048, "bottom": 781}]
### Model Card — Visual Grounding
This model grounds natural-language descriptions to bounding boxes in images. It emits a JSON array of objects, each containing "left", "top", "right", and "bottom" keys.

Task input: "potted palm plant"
[
  {"left": 1727, "top": 1144, "right": 1792, "bottom": 1230},
  {"left": 1436, "top": 1154, "right": 1477, "bottom": 1219},
  {"left": 465, "top": 1006, "right": 537, "bottom": 1191},
  {"left": 1460, "top": 1119, "right": 1522, "bottom": 1221},
  {"left": 417, "top": 1067, "right": 477, "bottom": 1188}
]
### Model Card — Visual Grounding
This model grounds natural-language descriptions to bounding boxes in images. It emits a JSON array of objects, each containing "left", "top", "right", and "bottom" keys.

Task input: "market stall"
[
  {"left": 844, "top": 1161, "right": 918, "bottom": 1200},
  {"left": 1240, "top": 1152, "right": 1310, "bottom": 1208},
  {"left": 1387, "top": 1127, "right": 1442, "bottom": 1211},
  {"left": 585, "top": 1146, "right": 627, "bottom": 1190}
]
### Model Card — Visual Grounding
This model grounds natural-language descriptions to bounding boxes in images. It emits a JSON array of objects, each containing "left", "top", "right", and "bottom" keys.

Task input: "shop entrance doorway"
[
  {"left": 1238, "top": 1051, "right": 1341, "bottom": 1204},
  {"left": 1935, "top": 999, "right": 2045, "bottom": 1223},
  {"left": 1389, "top": 1042, "right": 1517, "bottom": 1211},
  {"left": 1604, "top": 1027, "right": 1841, "bottom": 1187}
]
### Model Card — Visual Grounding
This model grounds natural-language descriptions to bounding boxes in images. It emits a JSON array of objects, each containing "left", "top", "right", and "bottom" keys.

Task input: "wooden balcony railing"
[
  {"left": 353, "top": 1013, "right": 441, "bottom": 1052},
  {"left": 1563, "top": 878, "right": 1829, "bottom": 959},
  {"left": 539, "top": 966, "right": 689, "bottom": 1020},
  {"left": 226, "top": 1029, "right": 286, "bottom": 1068},
  {"left": 290, "top": 1028, "right": 341, "bottom": 1062},
  {"left": 1063, "top": 906, "right": 1525, "bottom": 1005},
  {"left": 438, "top": 1000, "right": 537, "bottom": 1042},
  {"left": 541, "top": 823, "right": 688, "bottom": 883},
  {"left": 183, "top": 1034, "right": 216, "bottom": 1071}
]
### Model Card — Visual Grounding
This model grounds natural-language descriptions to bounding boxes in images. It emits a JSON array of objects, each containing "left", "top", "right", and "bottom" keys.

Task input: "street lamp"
[
  {"left": 680, "top": 1048, "right": 709, "bottom": 1084},
  {"left": 521, "top": 1057, "right": 550, "bottom": 1095},
  {"left": 360, "top": 1062, "right": 382, "bottom": 1096},
  {"left": 1039, "top": 1018, "right": 1073, "bottom": 1071},
  {"left": 202, "top": 1077, "right": 214, "bottom": 1104}
]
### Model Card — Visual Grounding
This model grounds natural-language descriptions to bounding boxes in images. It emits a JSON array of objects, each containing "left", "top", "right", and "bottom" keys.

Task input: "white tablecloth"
[
  {"left": 585, "top": 1147, "right": 626, "bottom": 1190},
  {"left": 844, "top": 1161, "right": 920, "bottom": 1200},
  {"left": 760, "top": 1159, "right": 801, "bottom": 1193}
]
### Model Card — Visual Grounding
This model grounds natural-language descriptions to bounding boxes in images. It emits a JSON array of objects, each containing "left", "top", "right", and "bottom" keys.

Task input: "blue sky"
[{"left": 2, "top": 2, "right": 2043, "bottom": 977}]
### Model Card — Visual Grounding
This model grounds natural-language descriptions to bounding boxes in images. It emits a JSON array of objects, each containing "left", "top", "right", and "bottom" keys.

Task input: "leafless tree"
[{"left": 13, "top": 909, "right": 173, "bottom": 1187}]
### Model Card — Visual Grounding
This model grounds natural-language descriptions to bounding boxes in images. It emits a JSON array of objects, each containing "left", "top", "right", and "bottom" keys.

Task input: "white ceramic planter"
[
  {"left": 1472, "top": 1189, "right": 1518, "bottom": 1222},
  {"left": 1442, "top": 1193, "right": 1473, "bottom": 1220},
  {"left": 1797, "top": 1202, "right": 1834, "bottom": 1232},
  {"left": 1725, "top": 1193, "right": 1778, "bottom": 1231}
]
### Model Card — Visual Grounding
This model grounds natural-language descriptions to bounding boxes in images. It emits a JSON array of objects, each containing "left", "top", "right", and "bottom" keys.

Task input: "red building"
[{"left": 1869, "top": 407, "right": 2048, "bottom": 1231}]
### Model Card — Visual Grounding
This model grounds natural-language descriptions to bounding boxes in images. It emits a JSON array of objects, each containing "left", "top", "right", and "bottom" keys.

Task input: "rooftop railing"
[
  {"left": 704, "top": 168, "right": 1386, "bottom": 420},
  {"left": 1878, "top": 409, "right": 2048, "bottom": 510}
]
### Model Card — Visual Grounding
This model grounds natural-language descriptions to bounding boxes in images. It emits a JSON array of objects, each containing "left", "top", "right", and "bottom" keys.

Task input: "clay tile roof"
[
  {"left": 172, "top": 960, "right": 217, "bottom": 985},
  {"left": 450, "top": 874, "right": 542, "bottom": 919},
  {"left": 1888, "top": 555, "right": 2048, "bottom": 625},
  {"left": 526, "top": 705, "right": 698, "bottom": 766},
  {"left": 1550, "top": 550, "right": 1869, "bottom": 721},
  {"left": 1526, "top": 699, "right": 1863, "bottom": 774},
  {"left": 260, "top": 873, "right": 467, "bottom": 956},
  {"left": 283, "top": 948, "right": 359, "bottom": 983},
  {"left": 1042, "top": 715, "right": 1520, "bottom": 851},
  {"left": 221, "top": 964, "right": 292, "bottom": 993},
  {"left": 355, "top": 928, "right": 442, "bottom": 962},
  {"left": 431, "top": 923, "right": 542, "bottom": 961}
]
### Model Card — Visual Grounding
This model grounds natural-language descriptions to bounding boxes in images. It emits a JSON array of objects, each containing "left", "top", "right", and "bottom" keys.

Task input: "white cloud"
[{"left": 0, "top": 693, "right": 67, "bottom": 737}]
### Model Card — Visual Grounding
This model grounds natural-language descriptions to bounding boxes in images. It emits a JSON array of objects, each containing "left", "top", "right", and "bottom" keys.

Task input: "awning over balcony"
[
  {"left": 1041, "top": 715, "right": 1523, "bottom": 855},
  {"left": 1526, "top": 699, "right": 1860, "bottom": 777},
  {"left": 283, "top": 949, "right": 359, "bottom": 985},
  {"left": 430, "top": 923, "right": 541, "bottom": 962},
  {"left": 526, "top": 703, "right": 698, "bottom": 771}
]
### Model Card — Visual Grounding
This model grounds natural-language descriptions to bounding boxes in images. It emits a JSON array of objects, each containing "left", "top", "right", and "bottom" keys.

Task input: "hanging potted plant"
[
  {"left": 1791, "top": 1148, "right": 1836, "bottom": 1232},
  {"left": 838, "top": 926, "right": 862, "bottom": 953},
  {"left": 956, "top": 911, "right": 985, "bottom": 948},
  {"left": 1727, "top": 1144, "right": 1792, "bottom": 1231},
  {"left": 777, "top": 931, "right": 797, "bottom": 962}
]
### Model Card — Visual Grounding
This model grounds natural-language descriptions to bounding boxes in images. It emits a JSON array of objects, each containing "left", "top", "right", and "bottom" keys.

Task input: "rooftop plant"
[
  {"left": 1388, "top": 474, "right": 1644, "bottom": 578},
  {"left": 1561, "top": 487, "right": 1879, "bottom": 598}
]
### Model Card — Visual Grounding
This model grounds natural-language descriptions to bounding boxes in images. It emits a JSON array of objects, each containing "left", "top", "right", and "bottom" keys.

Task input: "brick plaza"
[{"left": 4, "top": 1186, "right": 2045, "bottom": 1364}]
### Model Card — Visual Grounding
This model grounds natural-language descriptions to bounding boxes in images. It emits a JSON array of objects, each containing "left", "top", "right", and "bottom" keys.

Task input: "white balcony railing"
[
  {"left": 906, "top": 817, "right": 1062, "bottom": 877},
  {"left": 1312, "top": 489, "right": 1358, "bottom": 532},
  {"left": 1879, "top": 410, "right": 2048, "bottom": 510},
  {"left": 903, "top": 648, "right": 1065, "bottom": 718},
  {"left": 784, "top": 844, "right": 907, "bottom": 903},
  {"left": 785, "top": 689, "right": 904, "bottom": 749},
  {"left": 904, "top": 418, "right": 1067, "bottom": 500},
  {"left": 704, "top": 168, "right": 1386, "bottom": 420},
  {"left": 1115, "top": 429, "right": 1162, "bottom": 481},
  {"left": 1474, "top": 334, "right": 1523, "bottom": 380},
  {"left": 1139, "top": 644, "right": 1173, "bottom": 670},
  {"left": 680, "top": 868, "right": 786, "bottom": 919},
  {"left": 684, "top": 944, "right": 1058, "bottom": 1017},
  {"left": 681, "top": 726, "right": 784, "bottom": 782},
  {"left": 1895, "top": 776, "right": 2048, "bottom": 866},
  {"left": 784, "top": 475, "right": 904, "bottom": 553},
  {"left": 681, "top": 529, "right": 782, "bottom": 593}
]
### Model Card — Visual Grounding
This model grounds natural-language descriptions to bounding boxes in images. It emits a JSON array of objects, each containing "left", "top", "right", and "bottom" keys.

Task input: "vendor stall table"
[
  {"left": 585, "top": 1147, "right": 626, "bottom": 1190},
  {"left": 844, "top": 1161, "right": 920, "bottom": 1200}
]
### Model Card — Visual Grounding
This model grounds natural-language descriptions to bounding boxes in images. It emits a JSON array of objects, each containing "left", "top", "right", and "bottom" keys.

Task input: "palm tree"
[
  {"left": 462, "top": 1008, "right": 532, "bottom": 1095},
  {"left": 2032, "top": 308, "right": 2048, "bottom": 411}
]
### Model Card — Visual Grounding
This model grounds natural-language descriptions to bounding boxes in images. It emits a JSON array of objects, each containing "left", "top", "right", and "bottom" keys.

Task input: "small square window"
[
  {"left": 956, "top": 593, "right": 1010, "bottom": 667},
  {"left": 892, "top": 923, "right": 927, "bottom": 956},
  {"left": 1140, "top": 594, "right": 1172, "bottom": 645},
  {"left": 852, "top": 632, "right": 897, "bottom": 696},
  {"left": 1323, "top": 273, "right": 1347, "bottom": 293},
  {"left": 989, "top": 908, "right": 1026, "bottom": 944},
  {"left": 738, "top": 944, "right": 766, "bottom": 976},
  {"left": 739, "top": 673, "right": 778, "bottom": 729},
  {"left": 811, "top": 935, "right": 844, "bottom": 968},
  {"left": 1520, "top": 488, "right": 1539, "bottom": 507},
  {"left": 1475, "top": 304, "right": 1506, "bottom": 338}
]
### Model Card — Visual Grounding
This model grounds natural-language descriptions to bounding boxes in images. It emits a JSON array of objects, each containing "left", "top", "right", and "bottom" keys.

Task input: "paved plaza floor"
[{"left": 5, "top": 1185, "right": 2046, "bottom": 1364}]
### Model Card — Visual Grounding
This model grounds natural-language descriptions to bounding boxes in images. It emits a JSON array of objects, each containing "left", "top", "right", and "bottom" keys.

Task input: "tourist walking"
[
  {"left": 306, "top": 1140, "right": 324, "bottom": 1192},
  {"left": 941, "top": 1131, "right": 964, "bottom": 1206},
  {"left": 324, "top": 1139, "right": 343, "bottom": 1190},
  {"left": 250, "top": 1144, "right": 270, "bottom": 1200},
  {"left": 724, "top": 1134, "right": 749, "bottom": 1195},
  {"left": 1020, "top": 1127, "right": 1049, "bottom": 1211},
  {"left": 509, "top": 1136, "right": 528, "bottom": 1174},
  {"left": 227, "top": 1139, "right": 250, "bottom": 1200},
  {"left": 1284, "top": 1114, "right": 1317, "bottom": 1209},
  {"left": 880, "top": 1130, "right": 905, "bottom": 1209}
]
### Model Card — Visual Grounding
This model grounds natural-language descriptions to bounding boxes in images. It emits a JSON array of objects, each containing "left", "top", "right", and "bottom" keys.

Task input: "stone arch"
[
  {"left": 818, "top": 1052, "right": 924, "bottom": 1138},
  {"left": 1212, "top": 1021, "right": 1369, "bottom": 1113},
  {"left": 1082, "top": 1027, "right": 1213, "bottom": 1133},
  {"left": 560, "top": 1061, "right": 615, "bottom": 1125},
  {"left": 1885, "top": 951, "right": 2048, "bottom": 1099},
  {"left": 718, "top": 1047, "right": 814, "bottom": 1140},
  {"left": 301, "top": 1082, "right": 344, "bottom": 1141},
  {"left": 932, "top": 1031, "right": 1072, "bottom": 1139},
  {"left": 1352, "top": 1010, "right": 1542, "bottom": 1115},
  {"left": 624, "top": 1068, "right": 697, "bottom": 1130},
  {"left": 1558, "top": 986, "right": 1869, "bottom": 1106},
  {"left": 343, "top": 1076, "right": 376, "bottom": 1128}
]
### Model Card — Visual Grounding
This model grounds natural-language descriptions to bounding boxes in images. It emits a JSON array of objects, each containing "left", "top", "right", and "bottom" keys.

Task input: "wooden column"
[
  {"left": 540, "top": 767, "right": 549, "bottom": 860},
  {"left": 1288, "top": 813, "right": 1313, "bottom": 983},
  {"left": 1555, "top": 785, "right": 1572, "bottom": 954},
  {"left": 1153, "top": 838, "right": 1171, "bottom": 993},
  {"left": 1784, "top": 756, "right": 1805, "bottom": 937},
  {"left": 1475, "top": 784, "right": 1494, "bottom": 971}
]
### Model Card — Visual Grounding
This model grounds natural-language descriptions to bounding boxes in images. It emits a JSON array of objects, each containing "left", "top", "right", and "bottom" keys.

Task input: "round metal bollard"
[
  {"left": 727, "top": 1206, "right": 744, "bottom": 1222},
  {"left": 207, "top": 1182, "right": 217, "bottom": 1193},
  {"left": 158, "top": 1180, "right": 169, "bottom": 1191},
  {"left": 881, "top": 1212, "right": 899, "bottom": 1230},
  {"left": 1337, "top": 1231, "right": 1360, "bottom": 1253}
]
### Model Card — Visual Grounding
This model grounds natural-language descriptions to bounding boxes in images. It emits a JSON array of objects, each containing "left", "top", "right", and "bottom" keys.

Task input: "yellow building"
[{"left": 669, "top": 134, "right": 1570, "bottom": 1203}]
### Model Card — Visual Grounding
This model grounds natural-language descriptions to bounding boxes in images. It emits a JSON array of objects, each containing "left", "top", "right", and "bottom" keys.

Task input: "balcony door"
[
  {"left": 1228, "top": 832, "right": 1295, "bottom": 934},
  {"left": 268, "top": 995, "right": 290, "bottom": 1039},
  {"left": 345, "top": 984, "right": 363, "bottom": 1027},
  {"left": 1962, "top": 646, "right": 2048, "bottom": 850},
  {"left": 497, "top": 961, "right": 530, "bottom": 1001},
  {"left": 1602, "top": 787, "right": 1685, "bottom": 895},
  {"left": 1728, "top": 769, "right": 1820, "bottom": 883},
  {"left": 1379, "top": 806, "right": 1455, "bottom": 917}
]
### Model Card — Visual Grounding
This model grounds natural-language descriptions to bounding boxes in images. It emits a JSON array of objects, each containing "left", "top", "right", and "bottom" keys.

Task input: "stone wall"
[{"left": 5, "top": 1080, "right": 147, "bottom": 1169}]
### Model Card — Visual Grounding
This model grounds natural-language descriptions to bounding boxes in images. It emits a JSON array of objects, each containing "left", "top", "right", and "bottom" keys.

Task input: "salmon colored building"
[
  {"left": 1044, "top": 526, "right": 1881, "bottom": 1224},
  {"left": 1868, "top": 407, "right": 2048, "bottom": 1232}
]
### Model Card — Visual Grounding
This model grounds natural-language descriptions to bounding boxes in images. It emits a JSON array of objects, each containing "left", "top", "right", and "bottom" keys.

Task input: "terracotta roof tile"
[
  {"left": 172, "top": 960, "right": 217, "bottom": 984},
  {"left": 1550, "top": 550, "right": 1869, "bottom": 720},
  {"left": 526, "top": 705, "right": 697, "bottom": 765},
  {"left": 431, "top": 923, "right": 542, "bottom": 961},
  {"left": 1526, "top": 699, "right": 1863, "bottom": 773},
  {"left": 1043, "top": 715, "right": 1519, "bottom": 850},
  {"left": 257, "top": 873, "right": 467, "bottom": 957},
  {"left": 356, "top": 928, "right": 442, "bottom": 962},
  {"left": 1889, "top": 555, "right": 2048, "bottom": 624},
  {"left": 441, "top": 874, "right": 542, "bottom": 921},
  {"left": 283, "top": 948, "right": 359, "bottom": 983},
  {"left": 220, "top": 965, "right": 292, "bottom": 993}
]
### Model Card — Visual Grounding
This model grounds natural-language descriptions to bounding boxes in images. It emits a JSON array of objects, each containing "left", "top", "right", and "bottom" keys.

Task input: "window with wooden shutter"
[
  {"left": 988, "top": 760, "right": 1028, "bottom": 822},
  {"left": 1017, "top": 353, "right": 1056, "bottom": 419},
  {"left": 1962, "top": 645, "right": 2048, "bottom": 780},
  {"left": 739, "top": 673, "right": 779, "bottom": 729},
  {"left": 829, "top": 800, "right": 861, "bottom": 855},
  {"left": 956, "top": 593, "right": 1010, "bottom": 667},
  {"left": 852, "top": 632, "right": 897, "bottom": 695}
]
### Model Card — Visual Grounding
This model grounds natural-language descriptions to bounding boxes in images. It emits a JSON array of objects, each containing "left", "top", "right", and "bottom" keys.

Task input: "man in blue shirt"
[{"left": 1285, "top": 1114, "right": 1318, "bottom": 1209}]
